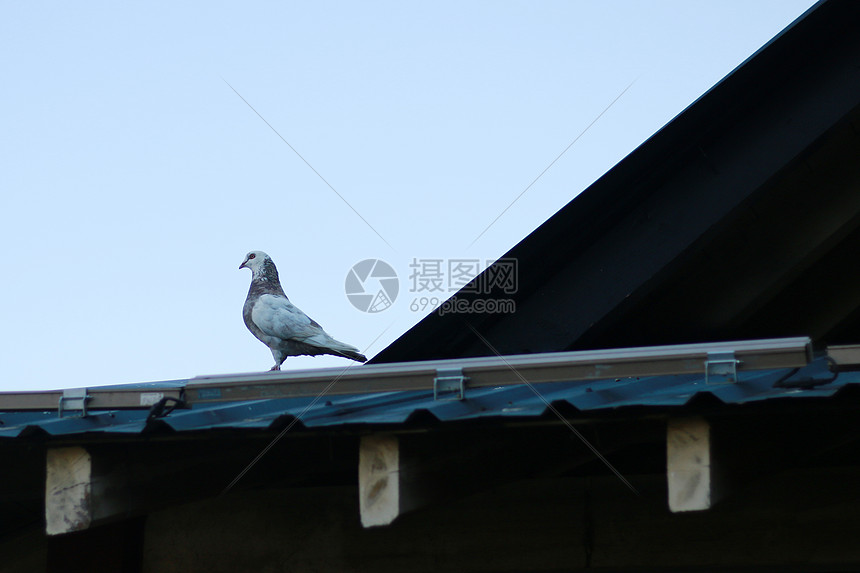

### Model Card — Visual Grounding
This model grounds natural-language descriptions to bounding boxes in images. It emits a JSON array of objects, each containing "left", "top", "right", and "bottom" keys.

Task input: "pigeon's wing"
[{"left": 251, "top": 294, "right": 328, "bottom": 342}]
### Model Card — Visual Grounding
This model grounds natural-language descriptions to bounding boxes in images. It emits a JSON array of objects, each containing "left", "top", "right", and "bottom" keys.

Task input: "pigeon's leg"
[{"left": 270, "top": 349, "right": 286, "bottom": 371}]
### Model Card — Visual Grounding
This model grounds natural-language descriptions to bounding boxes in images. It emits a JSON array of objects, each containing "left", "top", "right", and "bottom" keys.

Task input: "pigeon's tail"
[
  {"left": 332, "top": 348, "right": 368, "bottom": 363},
  {"left": 314, "top": 336, "right": 367, "bottom": 363}
]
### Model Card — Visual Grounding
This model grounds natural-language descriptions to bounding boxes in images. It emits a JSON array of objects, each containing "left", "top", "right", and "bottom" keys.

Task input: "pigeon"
[{"left": 239, "top": 251, "right": 367, "bottom": 370}]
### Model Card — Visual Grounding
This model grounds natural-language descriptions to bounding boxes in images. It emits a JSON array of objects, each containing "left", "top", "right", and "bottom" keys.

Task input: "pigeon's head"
[{"left": 239, "top": 251, "right": 271, "bottom": 274}]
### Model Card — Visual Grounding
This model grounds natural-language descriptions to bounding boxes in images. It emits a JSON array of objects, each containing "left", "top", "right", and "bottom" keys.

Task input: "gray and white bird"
[{"left": 240, "top": 251, "right": 367, "bottom": 370}]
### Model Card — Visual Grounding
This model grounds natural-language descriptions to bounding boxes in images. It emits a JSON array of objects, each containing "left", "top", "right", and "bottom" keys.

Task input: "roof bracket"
[
  {"left": 58, "top": 387, "right": 91, "bottom": 418},
  {"left": 434, "top": 368, "right": 468, "bottom": 401},
  {"left": 705, "top": 351, "right": 740, "bottom": 384}
]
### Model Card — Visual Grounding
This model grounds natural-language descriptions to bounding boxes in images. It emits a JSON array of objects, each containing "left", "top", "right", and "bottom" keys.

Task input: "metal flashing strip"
[
  {"left": 0, "top": 338, "right": 812, "bottom": 411},
  {"left": 183, "top": 337, "right": 812, "bottom": 404},
  {"left": 827, "top": 344, "right": 860, "bottom": 371},
  {"left": 0, "top": 386, "right": 184, "bottom": 413}
]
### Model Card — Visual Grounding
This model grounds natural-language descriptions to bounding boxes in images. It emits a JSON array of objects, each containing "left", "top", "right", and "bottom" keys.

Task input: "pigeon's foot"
[{"left": 269, "top": 364, "right": 281, "bottom": 371}]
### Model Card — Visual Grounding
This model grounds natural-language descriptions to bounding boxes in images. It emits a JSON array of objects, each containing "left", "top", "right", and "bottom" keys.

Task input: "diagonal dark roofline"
[{"left": 374, "top": 0, "right": 860, "bottom": 364}]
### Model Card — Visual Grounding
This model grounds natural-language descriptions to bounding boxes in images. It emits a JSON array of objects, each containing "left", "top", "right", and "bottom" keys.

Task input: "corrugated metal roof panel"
[{"left": 0, "top": 357, "right": 856, "bottom": 439}]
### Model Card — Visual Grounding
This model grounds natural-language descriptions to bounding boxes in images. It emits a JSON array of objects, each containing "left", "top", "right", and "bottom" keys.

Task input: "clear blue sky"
[{"left": 0, "top": 1, "right": 818, "bottom": 391}]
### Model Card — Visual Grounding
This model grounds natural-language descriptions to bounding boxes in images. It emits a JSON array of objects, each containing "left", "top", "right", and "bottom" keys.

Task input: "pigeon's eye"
[{"left": 248, "top": 253, "right": 256, "bottom": 260}]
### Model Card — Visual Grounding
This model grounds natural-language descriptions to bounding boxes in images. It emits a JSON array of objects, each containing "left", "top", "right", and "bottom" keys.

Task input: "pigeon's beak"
[{"left": 239, "top": 260, "right": 248, "bottom": 270}]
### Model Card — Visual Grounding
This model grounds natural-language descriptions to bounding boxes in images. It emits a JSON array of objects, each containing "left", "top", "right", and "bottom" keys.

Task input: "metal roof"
[{"left": 1, "top": 353, "right": 855, "bottom": 440}]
